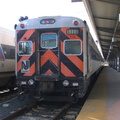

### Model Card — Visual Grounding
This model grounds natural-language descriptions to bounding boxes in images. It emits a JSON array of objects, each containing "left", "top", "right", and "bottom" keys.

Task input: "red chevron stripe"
[
  {"left": 80, "top": 27, "right": 83, "bottom": 31},
  {"left": 61, "top": 62, "right": 76, "bottom": 77},
  {"left": 19, "top": 29, "right": 35, "bottom": 42},
  {"left": 40, "top": 49, "right": 58, "bottom": 67},
  {"left": 33, "top": 41, "right": 35, "bottom": 53},
  {"left": 23, "top": 62, "right": 35, "bottom": 76},
  {"left": 45, "top": 69, "right": 54, "bottom": 74},
  {"left": 60, "top": 41, "right": 64, "bottom": 53},
  {"left": 67, "top": 56, "right": 83, "bottom": 72}
]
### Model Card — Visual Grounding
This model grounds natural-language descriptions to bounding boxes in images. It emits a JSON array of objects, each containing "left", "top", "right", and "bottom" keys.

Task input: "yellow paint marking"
[{"left": 76, "top": 69, "right": 107, "bottom": 120}]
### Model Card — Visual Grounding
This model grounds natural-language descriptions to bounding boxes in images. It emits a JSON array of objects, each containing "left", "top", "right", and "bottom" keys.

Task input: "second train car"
[
  {"left": 0, "top": 27, "right": 16, "bottom": 91},
  {"left": 15, "top": 16, "right": 103, "bottom": 101}
]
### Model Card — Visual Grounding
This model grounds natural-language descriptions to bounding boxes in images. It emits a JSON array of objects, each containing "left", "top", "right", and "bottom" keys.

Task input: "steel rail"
[
  {"left": 53, "top": 103, "right": 71, "bottom": 120},
  {"left": 2, "top": 102, "right": 37, "bottom": 120}
]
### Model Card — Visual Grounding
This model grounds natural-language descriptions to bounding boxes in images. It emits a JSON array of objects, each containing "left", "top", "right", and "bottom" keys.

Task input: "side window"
[
  {"left": 1, "top": 44, "right": 15, "bottom": 59},
  {"left": 18, "top": 41, "right": 32, "bottom": 56},
  {"left": 64, "top": 40, "right": 82, "bottom": 55},
  {"left": 41, "top": 33, "right": 57, "bottom": 48},
  {"left": 10, "top": 48, "right": 15, "bottom": 59}
]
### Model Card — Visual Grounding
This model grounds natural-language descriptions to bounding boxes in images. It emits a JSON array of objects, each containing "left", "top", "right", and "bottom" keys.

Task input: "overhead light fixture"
[
  {"left": 110, "top": 46, "right": 113, "bottom": 49},
  {"left": 112, "top": 37, "right": 116, "bottom": 42}
]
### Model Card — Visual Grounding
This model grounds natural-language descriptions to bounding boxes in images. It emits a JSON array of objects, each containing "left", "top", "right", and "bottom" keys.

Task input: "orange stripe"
[
  {"left": 24, "top": 62, "right": 35, "bottom": 76},
  {"left": 19, "top": 29, "right": 35, "bottom": 42},
  {"left": 61, "top": 62, "right": 76, "bottom": 77},
  {"left": 60, "top": 41, "right": 64, "bottom": 53},
  {"left": 80, "top": 27, "right": 83, "bottom": 31},
  {"left": 41, "top": 49, "right": 58, "bottom": 67},
  {"left": 33, "top": 42, "right": 35, "bottom": 53},
  {"left": 45, "top": 69, "right": 54, "bottom": 74},
  {"left": 67, "top": 56, "right": 84, "bottom": 72}
]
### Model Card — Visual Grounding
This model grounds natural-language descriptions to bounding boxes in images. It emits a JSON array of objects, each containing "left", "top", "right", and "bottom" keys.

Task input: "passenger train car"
[
  {"left": 0, "top": 27, "right": 16, "bottom": 90},
  {"left": 15, "top": 16, "right": 103, "bottom": 101}
]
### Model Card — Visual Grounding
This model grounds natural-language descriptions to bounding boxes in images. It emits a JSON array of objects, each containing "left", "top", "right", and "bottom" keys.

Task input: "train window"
[
  {"left": 1, "top": 44, "right": 15, "bottom": 59},
  {"left": 0, "top": 45, "right": 5, "bottom": 60},
  {"left": 41, "top": 33, "right": 57, "bottom": 48},
  {"left": 64, "top": 40, "right": 82, "bottom": 55},
  {"left": 18, "top": 41, "right": 32, "bottom": 56},
  {"left": 10, "top": 49, "right": 15, "bottom": 59}
]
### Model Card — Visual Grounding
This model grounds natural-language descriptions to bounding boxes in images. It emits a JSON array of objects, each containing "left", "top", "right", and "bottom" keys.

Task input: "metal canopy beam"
[
  {"left": 83, "top": 0, "right": 120, "bottom": 60},
  {"left": 100, "top": 39, "right": 111, "bottom": 43},
  {"left": 96, "top": 27, "right": 114, "bottom": 33},
  {"left": 90, "top": 0, "right": 120, "bottom": 5},
  {"left": 98, "top": 34, "right": 113, "bottom": 38},
  {"left": 94, "top": 16, "right": 117, "bottom": 21},
  {"left": 101, "top": 44, "right": 110, "bottom": 48}
]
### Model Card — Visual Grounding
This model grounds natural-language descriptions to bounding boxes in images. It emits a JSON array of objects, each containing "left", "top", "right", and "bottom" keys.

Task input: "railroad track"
[
  {"left": 0, "top": 91, "right": 83, "bottom": 120},
  {"left": 53, "top": 103, "right": 71, "bottom": 120},
  {"left": 2, "top": 102, "right": 37, "bottom": 120},
  {"left": 0, "top": 72, "right": 99, "bottom": 120},
  {"left": 2, "top": 100, "right": 82, "bottom": 120},
  {"left": 0, "top": 93, "right": 33, "bottom": 120},
  {"left": 13, "top": 102, "right": 70, "bottom": 120}
]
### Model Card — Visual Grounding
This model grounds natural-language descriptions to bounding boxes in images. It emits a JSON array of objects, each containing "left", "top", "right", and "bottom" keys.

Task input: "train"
[
  {"left": 15, "top": 16, "right": 103, "bottom": 102},
  {"left": 0, "top": 27, "right": 16, "bottom": 91}
]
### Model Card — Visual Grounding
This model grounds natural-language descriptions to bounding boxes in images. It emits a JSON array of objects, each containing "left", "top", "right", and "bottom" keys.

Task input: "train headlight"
[
  {"left": 63, "top": 80, "right": 69, "bottom": 87},
  {"left": 20, "top": 24, "right": 25, "bottom": 28},
  {"left": 28, "top": 79, "right": 34, "bottom": 85},
  {"left": 73, "top": 20, "right": 79, "bottom": 26}
]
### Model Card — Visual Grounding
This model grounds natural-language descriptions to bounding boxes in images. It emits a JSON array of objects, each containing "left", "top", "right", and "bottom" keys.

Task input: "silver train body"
[
  {"left": 15, "top": 16, "right": 103, "bottom": 101},
  {"left": 0, "top": 27, "right": 16, "bottom": 89}
]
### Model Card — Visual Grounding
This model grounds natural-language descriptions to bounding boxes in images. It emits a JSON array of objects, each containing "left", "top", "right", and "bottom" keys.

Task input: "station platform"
[{"left": 76, "top": 67, "right": 120, "bottom": 120}]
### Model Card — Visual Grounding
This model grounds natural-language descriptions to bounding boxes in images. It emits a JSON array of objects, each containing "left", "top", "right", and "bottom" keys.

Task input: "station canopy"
[{"left": 76, "top": 0, "right": 120, "bottom": 60}]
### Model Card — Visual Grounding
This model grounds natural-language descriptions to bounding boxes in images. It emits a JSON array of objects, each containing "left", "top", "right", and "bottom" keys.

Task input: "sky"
[
  {"left": 0, "top": 0, "right": 102, "bottom": 55},
  {"left": 0, "top": 0, "right": 87, "bottom": 31}
]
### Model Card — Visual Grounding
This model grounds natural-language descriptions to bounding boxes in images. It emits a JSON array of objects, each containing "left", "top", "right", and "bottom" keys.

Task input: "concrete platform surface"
[{"left": 76, "top": 67, "right": 120, "bottom": 120}]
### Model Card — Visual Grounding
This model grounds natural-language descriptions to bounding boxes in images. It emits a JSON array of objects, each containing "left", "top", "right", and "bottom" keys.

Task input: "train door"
[
  {"left": 86, "top": 32, "right": 89, "bottom": 73},
  {"left": 0, "top": 44, "right": 5, "bottom": 72},
  {"left": 39, "top": 30, "right": 59, "bottom": 79}
]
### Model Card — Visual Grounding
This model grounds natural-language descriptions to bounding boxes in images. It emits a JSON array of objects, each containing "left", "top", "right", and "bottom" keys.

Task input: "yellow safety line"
[{"left": 76, "top": 69, "right": 107, "bottom": 120}]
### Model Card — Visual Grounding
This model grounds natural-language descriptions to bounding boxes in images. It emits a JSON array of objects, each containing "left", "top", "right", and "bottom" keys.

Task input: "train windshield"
[
  {"left": 64, "top": 40, "right": 82, "bottom": 55},
  {"left": 18, "top": 41, "right": 32, "bottom": 56},
  {"left": 41, "top": 33, "right": 57, "bottom": 48}
]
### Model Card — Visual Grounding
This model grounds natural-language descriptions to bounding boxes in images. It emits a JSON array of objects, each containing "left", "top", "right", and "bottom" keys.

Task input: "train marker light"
[
  {"left": 28, "top": 79, "right": 34, "bottom": 85},
  {"left": 73, "top": 20, "right": 79, "bottom": 25},
  {"left": 46, "top": 20, "right": 50, "bottom": 24},
  {"left": 40, "top": 19, "right": 55, "bottom": 24},
  {"left": 20, "top": 24, "right": 25, "bottom": 28},
  {"left": 63, "top": 80, "right": 69, "bottom": 87}
]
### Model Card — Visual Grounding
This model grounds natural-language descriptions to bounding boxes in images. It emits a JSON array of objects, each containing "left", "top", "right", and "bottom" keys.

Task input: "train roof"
[
  {"left": 15, "top": 16, "right": 86, "bottom": 30},
  {"left": 0, "top": 27, "right": 14, "bottom": 46}
]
